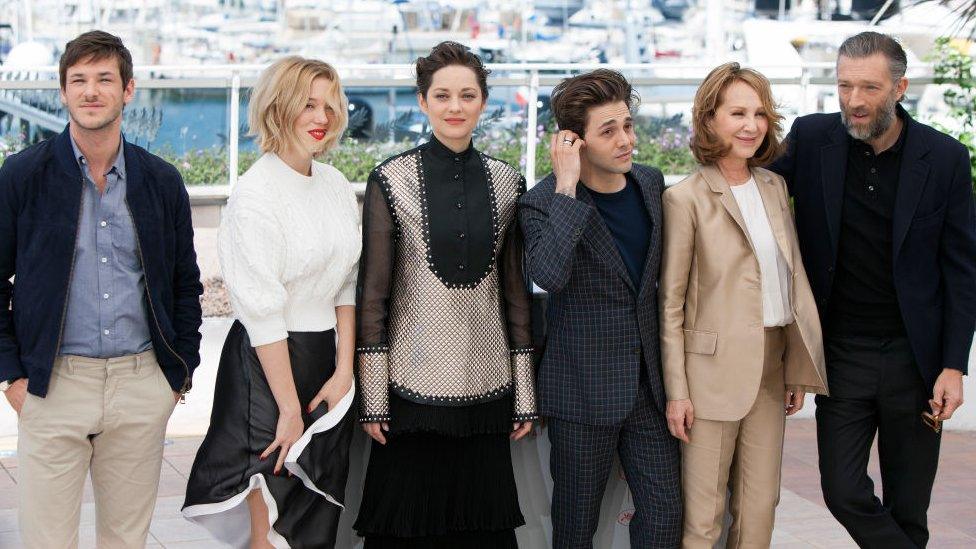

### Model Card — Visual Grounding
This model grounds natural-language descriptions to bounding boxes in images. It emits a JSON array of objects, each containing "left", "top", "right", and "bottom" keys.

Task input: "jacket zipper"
[
  {"left": 51, "top": 175, "right": 87, "bottom": 369},
  {"left": 124, "top": 198, "right": 191, "bottom": 401}
]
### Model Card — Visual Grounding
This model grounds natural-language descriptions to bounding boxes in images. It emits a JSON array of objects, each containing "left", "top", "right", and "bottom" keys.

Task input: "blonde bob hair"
[
  {"left": 248, "top": 56, "right": 348, "bottom": 155},
  {"left": 690, "top": 62, "right": 783, "bottom": 167}
]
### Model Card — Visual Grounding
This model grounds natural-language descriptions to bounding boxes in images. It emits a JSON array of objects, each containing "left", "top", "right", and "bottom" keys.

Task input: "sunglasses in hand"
[{"left": 921, "top": 411, "right": 942, "bottom": 434}]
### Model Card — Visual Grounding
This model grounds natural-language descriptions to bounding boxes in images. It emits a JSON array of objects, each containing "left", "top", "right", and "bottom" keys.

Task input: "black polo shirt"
[{"left": 826, "top": 116, "right": 908, "bottom": 337}]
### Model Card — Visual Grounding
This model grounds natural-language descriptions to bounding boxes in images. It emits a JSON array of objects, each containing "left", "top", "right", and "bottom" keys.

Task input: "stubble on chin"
[{"left": 69, "top": 106, "right": 124, "bottom": 133}]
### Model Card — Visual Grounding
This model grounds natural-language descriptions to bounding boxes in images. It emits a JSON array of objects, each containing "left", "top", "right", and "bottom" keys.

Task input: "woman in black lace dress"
[{"left": 353, "top": 41, "right": 537, "bottom": 548}]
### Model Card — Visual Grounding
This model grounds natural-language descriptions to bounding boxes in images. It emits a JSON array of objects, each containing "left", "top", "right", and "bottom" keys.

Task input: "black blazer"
[
  {"left": 769, "top": 108, "right": 976, "bottom": 389},
  {"left": 519, "top": 164, "right": 666, "bottom": 426}
]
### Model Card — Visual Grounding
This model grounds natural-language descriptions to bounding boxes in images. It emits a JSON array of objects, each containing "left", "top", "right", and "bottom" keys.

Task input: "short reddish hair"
[{"left": 690, "top": 62, "right": 783, "bottom": 167}]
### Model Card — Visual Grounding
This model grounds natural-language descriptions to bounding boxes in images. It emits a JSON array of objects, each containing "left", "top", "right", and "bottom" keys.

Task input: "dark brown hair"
[
  {"left": 415, "top": 41, "right": 490, "bottom": 99},
  {"left": 690, "top": 62, "right": 783, "bottom": 167},
  {"left": 59, "top": 30, "right": 133, "bottom": 90},
  {"left": 549, "top": 69, "right": 639, "bottom": 138}
]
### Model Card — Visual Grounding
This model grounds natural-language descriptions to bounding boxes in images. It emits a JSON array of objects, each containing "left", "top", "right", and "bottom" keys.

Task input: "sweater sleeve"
[
  {"left": 219, "top": 189, "right": 289, "bottom": 347},
  {"left": 333, "top": 165, "right": 360, "bottom": 308}
]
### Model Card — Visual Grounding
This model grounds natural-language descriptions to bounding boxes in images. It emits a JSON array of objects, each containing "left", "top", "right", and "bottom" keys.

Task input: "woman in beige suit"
[{"left": 659, "top": 62, "right": 829, "bottom": 548}]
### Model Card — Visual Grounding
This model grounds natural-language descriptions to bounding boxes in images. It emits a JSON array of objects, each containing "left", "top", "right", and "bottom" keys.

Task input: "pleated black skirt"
[
  {"left": 182, "top": 321, "right": 355, "bottom": 549},
  {"left": 354, "top": 394, "right": 523, "bottom": 548}
]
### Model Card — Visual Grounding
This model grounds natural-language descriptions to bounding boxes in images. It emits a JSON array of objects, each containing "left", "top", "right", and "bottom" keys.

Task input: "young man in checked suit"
[{"left": 519, "top": 69, "right": 681, "bottom": 549}]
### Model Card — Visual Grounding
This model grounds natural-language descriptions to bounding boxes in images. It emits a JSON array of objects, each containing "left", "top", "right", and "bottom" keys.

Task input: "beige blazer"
[{"left": 659, "top": 165, "right": 828, "bottom": 422}]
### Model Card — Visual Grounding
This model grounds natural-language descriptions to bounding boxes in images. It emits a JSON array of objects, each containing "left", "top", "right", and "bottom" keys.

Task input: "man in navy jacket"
[
  {"left": 0, "top": 31, "right": 202, "bottom": 547},
  {"left": 770, "top": 32, "right": 975, "bottom": 548},
  {"left": 520, "top": 70, "right": 680, "bottom": 549}
]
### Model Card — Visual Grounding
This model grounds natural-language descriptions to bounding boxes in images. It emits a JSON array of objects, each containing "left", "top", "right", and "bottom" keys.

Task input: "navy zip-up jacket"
[{"left": 0, "top": 127, "right": 203, "bottom": 397}]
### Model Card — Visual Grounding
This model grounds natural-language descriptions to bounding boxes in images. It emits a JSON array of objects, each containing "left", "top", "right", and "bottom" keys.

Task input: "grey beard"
[{"left": 842, "top": 95, "right": 897, "bottom": 141}]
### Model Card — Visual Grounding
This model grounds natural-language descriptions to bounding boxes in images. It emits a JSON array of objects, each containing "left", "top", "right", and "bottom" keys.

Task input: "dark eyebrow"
[
  {"left": 598, "top": 116, "right": 633, "bottom": 129},
  {"left": 431, "top": 87, "right": 478, "bottom": 93}
]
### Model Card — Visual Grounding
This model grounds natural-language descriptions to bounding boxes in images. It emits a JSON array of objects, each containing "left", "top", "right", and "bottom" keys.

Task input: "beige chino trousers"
[
  {"left": 681, "top": 327, "right": 788, "bottom": 549},
  {"left": 17, "top": 351, "right": 176, "bottom": 549}
]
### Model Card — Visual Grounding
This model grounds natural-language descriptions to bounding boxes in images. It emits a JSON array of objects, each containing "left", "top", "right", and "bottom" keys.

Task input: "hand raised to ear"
[{"left": 551, "top": 130, "right": 584, "bottom": 197}]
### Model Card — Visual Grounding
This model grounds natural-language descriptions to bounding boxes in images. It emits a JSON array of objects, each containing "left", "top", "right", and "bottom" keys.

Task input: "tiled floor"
[{"left": 0, "top": 420, "right": 973, "bottom": 548}]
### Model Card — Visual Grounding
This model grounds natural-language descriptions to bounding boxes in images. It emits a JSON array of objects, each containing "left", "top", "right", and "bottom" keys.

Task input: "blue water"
[
  {"left": 3, "top": 86, "right": 515, "bottom": 152},
  {"left": 120, "top": 86, "right": 525, "bottom": 154},
  {"left": 5, "top": 82, "right": 694, "bottom": 154}
]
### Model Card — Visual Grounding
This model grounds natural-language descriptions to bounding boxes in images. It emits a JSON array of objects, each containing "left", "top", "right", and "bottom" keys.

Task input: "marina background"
[{"left": 1, "top": 2, "right": 976, "bottom": 547}]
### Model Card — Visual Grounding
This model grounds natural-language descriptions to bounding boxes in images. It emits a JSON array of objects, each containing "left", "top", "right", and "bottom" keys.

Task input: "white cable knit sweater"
[{"left": 219, "top": 153, "right": 361, "bottom": 347}]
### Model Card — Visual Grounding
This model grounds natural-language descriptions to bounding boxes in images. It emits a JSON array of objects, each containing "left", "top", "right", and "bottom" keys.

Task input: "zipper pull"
[{"left": 179, "top": 377, "right": 191, "bottom": 403}]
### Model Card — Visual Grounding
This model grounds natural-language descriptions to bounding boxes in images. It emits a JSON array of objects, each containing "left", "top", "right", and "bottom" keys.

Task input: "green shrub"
[
  {"left": 0, "top": 118, "right": 698, "bottom": 183},
  {"left": 930, "top": 36, "right": 976, "bottom": 191}
]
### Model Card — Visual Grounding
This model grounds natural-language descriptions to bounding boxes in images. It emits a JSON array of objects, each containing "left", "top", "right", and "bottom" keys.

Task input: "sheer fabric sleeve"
[
  {"left": 500, "top": 177, "right": 537, "bottom": 421},
  {"left": 355, "top": 170, "right": 395, "bottom": 422}
]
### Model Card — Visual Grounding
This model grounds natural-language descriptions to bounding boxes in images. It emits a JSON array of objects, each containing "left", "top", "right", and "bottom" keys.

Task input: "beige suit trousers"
[
  {"left": 681, "top": 327, "right": 787, "bottom": 549},
  {"left": 17, "top": 351, "right": 176, "bottom": 549}
]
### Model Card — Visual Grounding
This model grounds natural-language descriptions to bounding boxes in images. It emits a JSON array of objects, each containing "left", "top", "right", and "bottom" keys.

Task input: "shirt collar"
[
  {"left": 889, "top": 111, "right": 908, "bottom": 154},
  {"left": 426, "top": 134, "right": 475, "bottom": 163},
  {"left": 69, "top": 133, "right": 126, "bottom": 179}
]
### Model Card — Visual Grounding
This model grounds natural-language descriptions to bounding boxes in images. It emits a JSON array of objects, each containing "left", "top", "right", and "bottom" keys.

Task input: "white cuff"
[{"left": 241, "top": 314, "right": 289, "bottom": 347}]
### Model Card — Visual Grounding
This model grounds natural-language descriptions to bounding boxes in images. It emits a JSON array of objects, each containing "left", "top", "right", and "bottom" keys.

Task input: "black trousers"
[
  {"left": 547, "top": 382, "right": 681, "bottom": 549},
  {"left": 816, "top": 335, "right": 941, "bottom": 548}
]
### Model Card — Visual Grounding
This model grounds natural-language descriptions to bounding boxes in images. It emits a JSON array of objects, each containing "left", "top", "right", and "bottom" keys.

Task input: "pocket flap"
[{"left": 683, "top": 329, "right": 717, "bottom": 355}]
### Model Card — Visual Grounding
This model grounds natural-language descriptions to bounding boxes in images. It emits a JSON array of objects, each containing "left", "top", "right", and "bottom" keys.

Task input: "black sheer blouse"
[{"left": 355, "top": 137, "right": 536, "bottom": 428}]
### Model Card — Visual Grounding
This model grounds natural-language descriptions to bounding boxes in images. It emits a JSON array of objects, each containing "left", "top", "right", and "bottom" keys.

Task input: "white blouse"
[
  {"left": 219, "top": 153, "right": 361, "bottom": 346},
  {"left": 729, "top": 177, "right": 794, "bottom": 327}
]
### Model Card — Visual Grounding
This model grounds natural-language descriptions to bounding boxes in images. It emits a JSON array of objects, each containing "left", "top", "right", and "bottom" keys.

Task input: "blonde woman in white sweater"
[{"left": 182, "top": 57, "right": 361, "bottom": 549}]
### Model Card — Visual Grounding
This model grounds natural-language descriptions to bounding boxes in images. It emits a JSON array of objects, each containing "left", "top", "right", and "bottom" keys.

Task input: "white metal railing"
[{"left": 0, "top": 62, "right": 942, "bottom": 184}]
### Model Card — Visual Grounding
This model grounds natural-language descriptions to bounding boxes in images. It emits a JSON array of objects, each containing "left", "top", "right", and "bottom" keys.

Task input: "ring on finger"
[{"left": 562, "top": 138, "right": 574, "bottom": 146}]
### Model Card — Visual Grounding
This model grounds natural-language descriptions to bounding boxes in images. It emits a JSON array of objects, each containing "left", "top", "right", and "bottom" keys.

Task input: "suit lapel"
[
  {"left": 755, "top": 170, "right": 795, "bottom": 273},
  {"left": 577, "top": 183, "right": 637, "bottom": 294},
  {"left": 892, "top": 117, "right": 931, "bottom": 262},
  {"left": 634, "top": 167, "right": 663, "bottom": 299},
  {"left": 701, "top": 165, "right": 756, "bottom": 252},
  {"left": 820, "top": 121, "right": 849, "bottom": 260}
]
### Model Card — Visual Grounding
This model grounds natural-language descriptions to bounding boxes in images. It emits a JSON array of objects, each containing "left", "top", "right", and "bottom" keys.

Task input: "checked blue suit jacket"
[{"left": 519, "top": 163, "right": 668, "bottom": 426}]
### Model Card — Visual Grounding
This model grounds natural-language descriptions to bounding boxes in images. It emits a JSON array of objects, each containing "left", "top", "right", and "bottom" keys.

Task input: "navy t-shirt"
[{"left": 587, "top": 174, "right": 652, "bottom": 286}]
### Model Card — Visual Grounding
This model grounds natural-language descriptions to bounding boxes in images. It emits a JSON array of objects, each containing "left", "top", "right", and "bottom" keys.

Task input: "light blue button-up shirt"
[{"left": 60, "top": 136, "right": 153, "bottom": 358}]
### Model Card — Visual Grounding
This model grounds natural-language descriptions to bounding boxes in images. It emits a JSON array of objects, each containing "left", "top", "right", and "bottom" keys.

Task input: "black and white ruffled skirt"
[{"left": 182, "top": 321, "right": 355, "bottom": 549}]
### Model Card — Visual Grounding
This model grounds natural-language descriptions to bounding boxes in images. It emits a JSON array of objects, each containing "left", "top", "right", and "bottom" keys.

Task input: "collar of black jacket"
[{"left": 54, "top": 125, "right": 145, "bottom": 184}]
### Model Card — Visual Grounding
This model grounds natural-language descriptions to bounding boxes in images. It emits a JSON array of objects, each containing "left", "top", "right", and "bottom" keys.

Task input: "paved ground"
[{"left": 0, "top": 419, "right": 973, "bottom": 548}]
